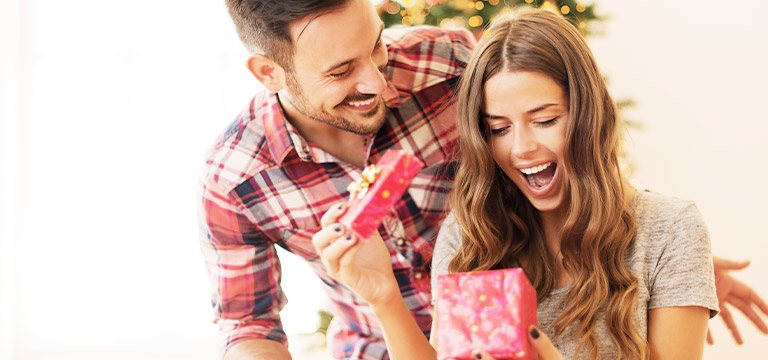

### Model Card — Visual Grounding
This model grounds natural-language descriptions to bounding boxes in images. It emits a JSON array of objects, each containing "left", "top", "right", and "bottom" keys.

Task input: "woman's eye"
[
  {"left": 490, "top": 126, "right": 509, "bottom": 136},
  {"left": 536, "top": 117, "right": 558, "bottom": 127}
]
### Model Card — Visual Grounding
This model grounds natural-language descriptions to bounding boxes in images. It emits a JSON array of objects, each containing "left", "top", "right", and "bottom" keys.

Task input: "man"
[
  {"left": 200, "top": 1, "right": 768, "bottom": 359},
  {"left": 201, "top": 0, "right": 471, "bottom": 358}
]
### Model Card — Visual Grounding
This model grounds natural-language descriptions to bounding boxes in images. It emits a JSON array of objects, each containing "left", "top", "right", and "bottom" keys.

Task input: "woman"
[{"left": 313, "top": 8, "right": 718, "bottom": 359}]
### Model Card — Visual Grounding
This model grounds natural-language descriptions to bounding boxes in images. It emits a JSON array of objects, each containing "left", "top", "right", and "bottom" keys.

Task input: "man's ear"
[{"left": 246, "top": 54, "right": 286, "bottom": 92}]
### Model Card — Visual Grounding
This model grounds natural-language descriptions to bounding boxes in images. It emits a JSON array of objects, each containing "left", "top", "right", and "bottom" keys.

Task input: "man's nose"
[{"left": 355, "top": 57, "right": 387, "bottom": 95}]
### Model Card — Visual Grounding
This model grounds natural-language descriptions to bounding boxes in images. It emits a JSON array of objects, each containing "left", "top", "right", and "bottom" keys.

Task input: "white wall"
[
  {"left": 1, "top": 0, "right": 331, "bottom": 358},
  {"left": 588, "top": 1, "right": 768, "bottom": 358},
  {"left": 2, "top": 0, "right": 766, "bottom": 359}
]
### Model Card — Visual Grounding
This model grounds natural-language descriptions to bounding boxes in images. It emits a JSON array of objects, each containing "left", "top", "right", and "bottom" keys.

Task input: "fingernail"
[
  {"left": 474, "top": 353, "right": 482, "bottom": 360},
  {"left": 345, "top": 234, "right": 353, "bottom": 241},
  {"left": 337, "top": 203, "right": 344, "bottom": 210},
  {"left": 530, "top": 327, "right": 540, "bottom": 339},
  {"left": 333, "top": 226, "right": 342, "bottom": 232}
]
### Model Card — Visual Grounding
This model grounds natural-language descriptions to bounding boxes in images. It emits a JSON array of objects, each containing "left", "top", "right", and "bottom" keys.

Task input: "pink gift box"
[
  {"left": 339, "top": 149, "right": 424, "bottom": 239},
  {"left": 436, "top": 268, "right": 538, "bottom": 360}
]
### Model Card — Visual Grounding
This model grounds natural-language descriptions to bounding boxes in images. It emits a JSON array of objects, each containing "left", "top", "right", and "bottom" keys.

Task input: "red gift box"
[
  {"left": 339, "top": 149, "right": 424, "bottom": 239},
  {"left": 436, "top": 268, "right": 538, "bottom": 360}
]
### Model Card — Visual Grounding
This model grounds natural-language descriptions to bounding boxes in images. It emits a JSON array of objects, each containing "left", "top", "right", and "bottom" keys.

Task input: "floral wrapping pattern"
[
  {"left": 339, "top": 149, "right": 424, "bottom": 239},
  {"left": 436, "top": 268, "right": 538, "bottom": 360}
]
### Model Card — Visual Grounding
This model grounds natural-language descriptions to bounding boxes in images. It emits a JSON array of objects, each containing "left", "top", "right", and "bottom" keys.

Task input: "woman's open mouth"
[{"left": 519, "top": 161, "right": 557, "bottom": 193}]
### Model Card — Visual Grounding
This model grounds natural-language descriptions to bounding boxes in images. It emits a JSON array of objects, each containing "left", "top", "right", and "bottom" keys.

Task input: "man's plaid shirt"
[{"left": 199, "top": 26, "right": 474, "bottom": 359}]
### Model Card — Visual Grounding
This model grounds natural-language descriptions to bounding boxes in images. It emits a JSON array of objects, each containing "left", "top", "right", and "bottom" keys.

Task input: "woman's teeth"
[
  {"left": 520, "top": 162, "right": 553, "bottom": 189},
  {"left": 520, "top": 162, "right": 552, "bottom": 175},
  {"left": 527, "top": 175, "right": 538, "bottom": 187}
]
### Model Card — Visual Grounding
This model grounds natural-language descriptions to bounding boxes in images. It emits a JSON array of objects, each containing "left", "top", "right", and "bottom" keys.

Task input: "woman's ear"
[{"left": 246, "top": 54, "right": 286, "bottom": 93}]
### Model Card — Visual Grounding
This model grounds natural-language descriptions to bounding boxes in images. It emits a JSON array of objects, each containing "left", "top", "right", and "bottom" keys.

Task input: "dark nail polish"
[
  {"left": 334, "top": 226, "right": 342, "bottom": 232},
  {"left": 345, "top": 234, "right": 353, "bottom": 241},
  {"left": 530, "top": 327, "right": 540, "bottom": 339},
  {"left": 474, "top": 353, "right": 482, "bottom": 360},
  {"left": 337, "top": 203, "right": 344, "bottom": 210}
]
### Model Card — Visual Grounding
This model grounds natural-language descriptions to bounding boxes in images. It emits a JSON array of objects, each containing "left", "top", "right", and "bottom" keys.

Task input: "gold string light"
[
  {"left": 386, "top": 1, "right": 400, "bottom": 14},
  {"left": 379, "top": 0, "right": 598, "bottom": 37},
  {"left": 468, "top": 15, "right": 483, "bottom": 27}
]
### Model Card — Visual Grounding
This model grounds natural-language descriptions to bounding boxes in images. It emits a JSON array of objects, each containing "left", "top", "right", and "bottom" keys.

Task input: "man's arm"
[
  {"left": 200, "top": 179, "right": 290, "bottom": 358},
  {"left": 223, "top": 339, "right": 292, "bottom": 360}
]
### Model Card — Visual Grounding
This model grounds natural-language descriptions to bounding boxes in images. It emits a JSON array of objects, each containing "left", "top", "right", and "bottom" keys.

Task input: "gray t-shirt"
[{"left": 431, "top": 190, "right": 719, "bottom": 359}]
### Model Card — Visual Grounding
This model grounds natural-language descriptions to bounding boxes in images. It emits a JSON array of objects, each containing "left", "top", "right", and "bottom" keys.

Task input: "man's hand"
[{"left": 708, "top": 257, "right": 768, "bottom": 345}]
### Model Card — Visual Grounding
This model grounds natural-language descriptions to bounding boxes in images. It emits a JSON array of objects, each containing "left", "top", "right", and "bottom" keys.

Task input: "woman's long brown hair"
[{"left": 448, "top": 8, "right": 646, "bottom": 359}]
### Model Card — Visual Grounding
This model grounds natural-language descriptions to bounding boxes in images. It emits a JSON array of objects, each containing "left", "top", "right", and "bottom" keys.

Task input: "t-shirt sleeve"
[
  {"left": 648, "top": 200, "right": 719, "bottom": 318},
  {"left": 431, "top": 212, "right": 462, "bottom": 303}
]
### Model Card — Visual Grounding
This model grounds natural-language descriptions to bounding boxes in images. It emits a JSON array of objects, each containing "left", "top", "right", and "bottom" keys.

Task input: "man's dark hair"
[{"left": 225, "top": 0, "right": 349, "bottom": 69}]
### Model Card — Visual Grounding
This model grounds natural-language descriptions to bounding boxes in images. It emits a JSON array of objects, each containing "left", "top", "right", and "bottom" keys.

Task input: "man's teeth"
[
  {"left": 519, "top": 162, "right": 552, "bottom": 175},
  {"left": 348, "top": 97, "right": 375, "bottom": 107}
]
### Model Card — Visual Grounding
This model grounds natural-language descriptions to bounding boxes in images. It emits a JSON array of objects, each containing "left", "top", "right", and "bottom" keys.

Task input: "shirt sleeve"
[
  {"left": 431, "top": 212, "right": 462, "bottom": 303},
  {"left": 648, "top": 200, "right": 719, "bottom": 318},
  {"left": 199, "top": 179, "right": 289, "bottom": 356}
]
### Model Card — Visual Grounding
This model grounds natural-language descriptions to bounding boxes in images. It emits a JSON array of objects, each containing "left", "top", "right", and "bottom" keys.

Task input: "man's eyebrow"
[{"left": 322, "top": 23, "right": 385, "bottom": 74}]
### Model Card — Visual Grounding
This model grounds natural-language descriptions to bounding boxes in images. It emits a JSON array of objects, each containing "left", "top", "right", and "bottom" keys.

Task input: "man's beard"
[{"left": 283, "top": 72, "right": 387, "bottom": 136}]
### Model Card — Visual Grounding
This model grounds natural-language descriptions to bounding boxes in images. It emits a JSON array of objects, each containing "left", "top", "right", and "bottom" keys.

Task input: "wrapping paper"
[
  {"left": 436, "top": 268, "right": 538, "bottom": 360},
  {"left": 339, "top": 149, "right": 424, "bottom": 239}
]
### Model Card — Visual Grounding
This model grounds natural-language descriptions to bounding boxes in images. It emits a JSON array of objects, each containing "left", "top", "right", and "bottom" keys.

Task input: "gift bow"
[{"left": 347, "top": 164, "right": 382, "bottom": 200}]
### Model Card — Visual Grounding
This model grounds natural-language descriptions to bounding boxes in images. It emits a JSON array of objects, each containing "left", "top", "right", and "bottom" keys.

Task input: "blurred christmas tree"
[
  {"left": 377, "top": 0, "right": 601, "bottom": 36},
  {"left": 377, "top": 0, "right": 637, "bottom": 175}
]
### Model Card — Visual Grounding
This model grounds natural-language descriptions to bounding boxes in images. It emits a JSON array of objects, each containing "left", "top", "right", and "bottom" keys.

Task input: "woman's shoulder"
[
  {"left": 632, "top": 190, "right": 702, "bottom": 228},
  {"left": 435, "top": 211, "right": 461, "bottom": 249}
]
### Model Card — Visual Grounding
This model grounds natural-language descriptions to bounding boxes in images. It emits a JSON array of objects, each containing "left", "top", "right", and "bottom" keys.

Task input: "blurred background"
[{"left": 1, "top": 0, "right": 766, "bottom": 359}]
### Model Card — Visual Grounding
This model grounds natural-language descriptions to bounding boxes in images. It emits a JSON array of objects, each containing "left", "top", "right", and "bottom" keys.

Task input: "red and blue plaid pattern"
[{"left": 199, "top": 26, "right": 475, "bottom": 359}]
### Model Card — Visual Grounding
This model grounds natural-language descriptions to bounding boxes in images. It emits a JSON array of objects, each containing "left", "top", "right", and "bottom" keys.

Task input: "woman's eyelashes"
[
  {"left": 488, "top": 117, "right": 559, "bottom": 136},
  {"left": 490, "top": 126, "right": 509, "bottom": 136},
  {"left": 535, "top": 117, "right": 558, "bottom": 127}
]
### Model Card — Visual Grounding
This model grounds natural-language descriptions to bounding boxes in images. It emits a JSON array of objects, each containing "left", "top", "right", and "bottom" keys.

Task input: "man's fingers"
[
  {"left": 528, "top": 326, "right": 563, "bottom": 360},
  {"left": 749, "top": 289, "right": 768, "bottom": 316},
  {"left": 719, "top": 305, "right": 744, "bottom": 345},
  {"left": 713, "top": 257, "right": 750, "bottom": 271},
  {"left": 321, "top": 233, "right": 357, "bottom": 275},
  {"left": 321, "top": 202, "right": 346, "bottom": 227},
  {"left": 731, "top": 297, "right": 768, "bottom": 334}
]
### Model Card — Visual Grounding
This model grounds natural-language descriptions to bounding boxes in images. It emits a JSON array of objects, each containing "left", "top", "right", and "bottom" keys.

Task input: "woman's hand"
[
  {"left": 311, "top": 202, "right": 400, "bottom": 306},
  {"left": 470, "top": 326, "right": 562, "bottom": 360}
]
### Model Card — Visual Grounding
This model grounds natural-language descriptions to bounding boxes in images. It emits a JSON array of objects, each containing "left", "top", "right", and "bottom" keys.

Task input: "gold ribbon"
[{"left": 347, "top": 164, "right": 381, "bottom": 200}]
